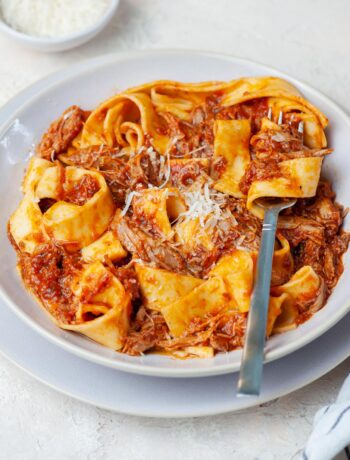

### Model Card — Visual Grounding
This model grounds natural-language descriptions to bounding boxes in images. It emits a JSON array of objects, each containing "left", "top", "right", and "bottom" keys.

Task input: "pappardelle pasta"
[{"left": 8, "top": 76, "right": 349, "bottom": 358}]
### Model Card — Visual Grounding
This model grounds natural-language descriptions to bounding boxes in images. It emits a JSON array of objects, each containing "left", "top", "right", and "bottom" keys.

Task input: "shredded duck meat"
[
  {"left": 63, "top": 174, "right": 100, "bottom": 206},
  {"left": 251, "top": 123, "right": 332, "bottom": 161},
  {"left": 227, "top": 197, "right": 262, "bottom": 251},
  {"left": 123, "top": 307, "right": 169, "bottom": 355},
  {"left": 239, "top": 159, "right": 282, "bottom": 195},
  {"left": 37, "top": 106, "right": 89, "bottom": 160},
  {"left": 280, "top": 181, "right": 349, "bottom": 293},
  {"left": 160, "top": 96, "right": 270, "bottom": 158},
  {"left": 9, "top": 88, "right": 349, "bottom": 359},
  {"left": 251, "top": 123, "right": 304, "bottom": 157},
  {"left": 170, "top": 161, "right": 209, "bottom": 189},
  {"left": 123, "top": 308, "right": 247, "bottom": 356},
  {"left": 159, "top": 312, "right": 247, "bottom": 352},
  {"left": 18, "top": 243, "right": 82, "bottom": 323},
  {"left": 114, "top": 266, "right": 141, "bottom": 302},
  {"left": 112, "top": 213, "right": 188, "bottom": 274},
  {"left": 61, "top": 145, "right": 169, "bottom": 206}
]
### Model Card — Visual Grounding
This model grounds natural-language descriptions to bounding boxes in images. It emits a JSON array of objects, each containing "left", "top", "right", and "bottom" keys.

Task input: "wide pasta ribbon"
[
  {"left": 60, "top": 261, "right": 131, "bottom": 350},
  {"left": 9, "top": 157, "right": 115, "bottom": 253},
  {"left": 79, "top": 92, "right": 170, "bottom": 154},
  {"left": 8, "top": 75, "right": 335, "bottom": 357},
  {"left": 246, "top": 157, "right": 323, "bottom": 218},
  {"left": 135, "top": 246, "right": 303, "bottom": 338},
  {"left": 76, "top": 76, "right": 327, "bottom": 161},
  {"left": 9, "top": 157, "right": 52, "bottom": 253},
  {"left": 42, "top": 166, "right": 115, "bottom": 249},
  {"left": 213, "top": 119, "right": 251, "bottom": 198},
  {"left": 131, "top": 187, "right": 186, "bottom": 238}
]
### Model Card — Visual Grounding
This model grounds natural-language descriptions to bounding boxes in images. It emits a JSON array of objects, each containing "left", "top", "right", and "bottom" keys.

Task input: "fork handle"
[{"left": 237, "top": 207, "right": 279, "bottom": 396}]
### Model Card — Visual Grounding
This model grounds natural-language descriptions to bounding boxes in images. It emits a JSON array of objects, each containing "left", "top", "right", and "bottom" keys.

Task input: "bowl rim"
[
  {"left": 0, "top": 0, "right": 119, "bottom": 45},
  {"left": 1, "top": 49, "right": 350, "bottom": 378}
]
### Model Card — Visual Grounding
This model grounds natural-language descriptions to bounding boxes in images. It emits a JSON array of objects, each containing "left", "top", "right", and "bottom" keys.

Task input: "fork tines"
[
  {"left": 278, "top": 111, "right": 283, "bottom": 125},
  {"left": 267, "top": 108, "right": 304, "bottom": 135}
]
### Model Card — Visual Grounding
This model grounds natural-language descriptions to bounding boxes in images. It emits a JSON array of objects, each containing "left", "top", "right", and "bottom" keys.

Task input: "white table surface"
[{"left": 0, "top": 1, "right": 350, "bottom": 458}]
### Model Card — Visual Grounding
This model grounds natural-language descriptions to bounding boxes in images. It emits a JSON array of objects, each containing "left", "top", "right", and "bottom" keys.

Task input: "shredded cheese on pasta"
[{"left": 179, "top": 183, "right": 227, "bottom": 227}]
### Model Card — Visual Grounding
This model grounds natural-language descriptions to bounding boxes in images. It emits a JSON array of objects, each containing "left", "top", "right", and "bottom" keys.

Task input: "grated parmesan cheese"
[
  {"left": 157, "top": 150, "right": 171, "bottom": 189},
  {"left": 179, "top": 183, "right": 227, "bottom": 227},
  {"left": 121, "top": 191, "right": 140, "bottom": 217},
  {"left": 0, "top": 0, "right": 111, "bottom": 38}
]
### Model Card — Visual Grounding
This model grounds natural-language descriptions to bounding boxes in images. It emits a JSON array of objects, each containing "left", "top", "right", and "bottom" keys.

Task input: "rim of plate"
[
  {"left": 1, "top": 49, "right": 350, "bottom": 378},
  {"left": 0, "top": 309, "right": 349, "bottom": 417}
]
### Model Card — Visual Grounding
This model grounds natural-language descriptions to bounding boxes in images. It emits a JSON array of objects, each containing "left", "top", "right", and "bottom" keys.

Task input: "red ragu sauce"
[
  {"left": 216, "top": 97, "right": 269, "bottom": 133},
  {"left": 18, "top": 243, "right": 82, "bottom": 323},
  {"left": 170, "top": 160, "right": 209, "bottom": 188},
  {"left": 63, "top": 174, "right": 100, "bottom": 206},
  {"left": 7, "top": 83, "right": 350, "bottom": 358}
]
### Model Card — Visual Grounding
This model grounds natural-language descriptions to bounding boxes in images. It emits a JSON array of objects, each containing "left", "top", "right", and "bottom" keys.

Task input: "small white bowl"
[{"left": 0, "top": 0, "right": 119, "bottom": 53}]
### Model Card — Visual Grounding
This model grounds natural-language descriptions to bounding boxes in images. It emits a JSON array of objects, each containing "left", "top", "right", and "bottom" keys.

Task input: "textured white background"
[{"left": 0, "top": 1, "right": 350, "bottom": 459}]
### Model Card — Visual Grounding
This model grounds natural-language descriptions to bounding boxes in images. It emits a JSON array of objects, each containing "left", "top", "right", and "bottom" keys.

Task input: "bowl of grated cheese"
[{"left": 0, "top": 0, "right": 119, "bottom": 52}]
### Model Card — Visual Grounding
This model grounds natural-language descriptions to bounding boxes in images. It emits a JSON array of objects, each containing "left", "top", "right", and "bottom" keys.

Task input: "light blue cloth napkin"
[{"left": 302, "top": 373, "right": 350, "bottom": 460}]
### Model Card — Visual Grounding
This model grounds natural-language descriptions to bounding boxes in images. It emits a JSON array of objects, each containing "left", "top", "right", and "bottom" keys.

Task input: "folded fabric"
[{"left": 302, "top": 373, "right": 350, "bottom": 460}]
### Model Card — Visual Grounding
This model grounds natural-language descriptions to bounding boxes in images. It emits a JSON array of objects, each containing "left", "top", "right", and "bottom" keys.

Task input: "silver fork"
[
  {"left": 236, "top": 110, "right": 303, "bottom": 396},
  {"left": 268, "top": 108, "right": 304, "bottom": 133},
  {"left": 237, "top": 197, "right": 296, "bottom": 396}
]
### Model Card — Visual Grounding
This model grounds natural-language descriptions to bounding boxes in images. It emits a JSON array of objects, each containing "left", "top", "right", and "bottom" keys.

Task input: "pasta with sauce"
[{"left": 8, "top": 76, "right": 349, "bottom": 358}]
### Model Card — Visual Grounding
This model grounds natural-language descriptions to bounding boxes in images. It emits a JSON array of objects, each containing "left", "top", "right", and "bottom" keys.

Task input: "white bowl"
[
  {"left": 0, "top": 50, "right": 349, "bottom": 378},
  {"left": 0, "top": 0, "right": 119, "bottom": 53}
]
